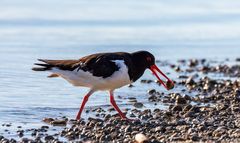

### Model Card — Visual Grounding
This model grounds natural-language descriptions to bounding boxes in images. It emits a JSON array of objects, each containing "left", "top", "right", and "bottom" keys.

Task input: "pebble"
[
  {"left": 133, "top": 102, "right": 144, "bottom": 108},
  {"left": 141, "top": 79, "right": 153, "bottom": 84},
  {"left": 175, "top": 95, "right": 187, "bottom": 104},
  {"left": 185, "top": 76, "right": 196, "bottom": 85},
  {"left": 45, "top": 135, "right": 54, "bottom": 141},
  {"left": 50, "top": 120, "right": 67, "bottom": 126},
  {"left": 135, "top": 133, "right": 148, "bottom": 143},
  {"left": 147, "top": 89, "right": 156, "bottom": 95},
  {"left": 171, "top": 105, "right": 182, "bottom": 112},
  {"left": 42, "top": 118, "right": 54, "bottom": 124}
]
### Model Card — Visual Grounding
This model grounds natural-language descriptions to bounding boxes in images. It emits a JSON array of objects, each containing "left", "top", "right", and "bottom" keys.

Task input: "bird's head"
[{"left": 132, "top": 51, "right": 174, "bottom": 90}]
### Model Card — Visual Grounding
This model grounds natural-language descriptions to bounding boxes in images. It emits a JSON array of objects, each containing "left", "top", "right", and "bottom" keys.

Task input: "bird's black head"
[
  {"left": 131, "top": 51, "right": 174, "bottom": 90},
  {"left": 131, "top": 51, "right": 155, "bottom": 68}
]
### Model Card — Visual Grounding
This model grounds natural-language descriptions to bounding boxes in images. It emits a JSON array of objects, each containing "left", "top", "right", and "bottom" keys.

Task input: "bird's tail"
[{"left": 32, "top": 59, "right": 53, "bottom": 71}]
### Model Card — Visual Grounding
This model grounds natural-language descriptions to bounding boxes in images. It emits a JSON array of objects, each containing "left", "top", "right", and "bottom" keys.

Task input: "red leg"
[
  {"left": 109, "top": 90, "right": 127, "bottom": 119},
  {"left": 76, "top": 90, "right": 94, "bottom": 120}
]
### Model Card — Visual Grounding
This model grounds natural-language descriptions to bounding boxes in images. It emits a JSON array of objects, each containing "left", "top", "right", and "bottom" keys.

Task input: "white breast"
[{"left": 50, "top": 60, "right": 131, "bottom": 91}]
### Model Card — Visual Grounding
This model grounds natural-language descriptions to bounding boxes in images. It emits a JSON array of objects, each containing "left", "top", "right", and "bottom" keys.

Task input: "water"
[{"left": 0, "top": 0, "right": 240, "bottom": 139}]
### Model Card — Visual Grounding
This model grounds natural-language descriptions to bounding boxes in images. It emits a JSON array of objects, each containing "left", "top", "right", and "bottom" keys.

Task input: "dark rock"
[
  {"left": 148, "top": 89, "right": 156, "bottom": 95},
  {"left": 42, "top": 118, "right": 54, "bottom": 124},
  {"left": 50, "top": 120, "right": 67, "bottom": 126},
  {"left": 191, "top": 134, "right": 199, "bottom": 141},
  {"left": 128, "top": 84, "right": 134, "bottom": 88},
  {"left": 9, "top": 138, "right": 17, "bottom": 143},
  {"left": 176, "top": 95, "right": 187, "bottom": 104},
  {"left": 17, "top": 130, "right": 24, "bottom": 137},
  {"left": 185, "top": 76, "right": 196, "bottom": 85},
  {"left": 133, "top": 102, "right": 144, "bottom": 108},
  {"left": 171, "top": 105, "right": 182, "bottom": 112},
  {"left": 45, "top": 135, "right": 54, "bottom": 141},
  {"left": 189, "top": 59, "right": 199, "bottom": 67},
  {"left": 141, "top": 79, "right": 153, "bottom": 84}
]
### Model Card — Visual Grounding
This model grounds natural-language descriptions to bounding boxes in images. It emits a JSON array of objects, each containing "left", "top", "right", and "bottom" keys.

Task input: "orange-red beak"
[{"left": 150, "top": 64, "right": 174, "bottom": 90}]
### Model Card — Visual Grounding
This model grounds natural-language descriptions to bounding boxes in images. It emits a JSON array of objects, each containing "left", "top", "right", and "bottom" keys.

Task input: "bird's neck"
[{"left": 129, "top": 57, "right": 148, "bottom": 82}]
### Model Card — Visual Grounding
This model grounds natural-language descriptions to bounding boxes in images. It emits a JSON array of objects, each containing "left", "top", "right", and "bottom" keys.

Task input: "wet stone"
[
  {"left": 189, "top": 59, "right": 199, "bottom": 67},
  {"left": 171, "top": 105, "right": 183, "bottom": 112},
  {"left": 174, "top": 66, "right": 181, "bottom": 72},
  {"left": 191, "top": 134, "right": 199, "bottom": 141},
  {"left": 133, "top": 102, "right": 144, "bottom": 108},
  {"left": 9, "top": 139, "right": 17, "bottom": 143},
  {"left": 176, "top": 95, "right": 187, "bottom": 104},
  {"left": 42, "top": 118, "right": 54, "bottom": 124},
  {"left": 45, "top": 135, "right": 54, "bottom": 141},
  {"left": 21, "top": 138, "right": 32, "bottom": 142},
  {"left": 17, "top": 130, "right": 24, "bottom": 137},
  {"left": 148, "top": 95, "right": 158, "bottom": 102},
  {"left": 185, "top": 76, "right": 196, "bottom": 86},
  {"left": 166, "top": 80, "right": 174, "bottom": 90},
  {"left": 183, "top": 104, "right": 193, "bottom": 112},
  {"left": 135, "top": 133, "right": 148, "bottom": 143},
  {"left": 5, "top": 124, "right": 11, "bottom": 127},
  {"left": 141, "top": 79, "right": 153, "bottom": 84},
  {"left": 50, "top": 120, "right": 67, "bottom": 126},
  {"left": 147, "top": 89, "right": 156, "bottom": 95}
]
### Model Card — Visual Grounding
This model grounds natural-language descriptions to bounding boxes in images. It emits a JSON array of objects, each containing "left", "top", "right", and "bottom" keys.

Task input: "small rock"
[
  {"left": 141, "top": 79, "right": 153, "bottom": 84},
  {"left": 189, "top": 59, "right": 198, "bottom": 67},
  {"left": 148, "top": 89, "right": 156, "bottom": 95},
  {"left": 171, "top": 105, "right": 182, "bottom": 112},
  {"left": 176, "top": 95, "right": 187, "bottom": 104},
  {"left": 185, "top": 76, "right": 196, "bottom": 85},
  {"left": 50, "top": 120, "right": 67, "bottom": 126},
  {"left": 174, "top": 66, "right": 181, "bottom": 72},
  {"left": 148, "top": 95, "right": 158, "bottom": 102},
  {"left": 166, "top": 80, "right": 174, "bottom": 90},
  {"left": 128, "top": 84, "right": 134, "bottom": 88},
  {"left": 135, "top": 133, "right": 148, "bottom": 143},
  {"left": 191, "top": 134, "right": 199, "bottom": 141},
  {"left": 21, "top": 138, "right": 32, "bottom": 142},
  {"left": 45, "top": 135, "right": 54, "bottom": 141},
  {"left": 42, "top": 118, "right": 54, "bottom": 124},
  {"left": 133, "top": 102, "right": 144, "bottom": 108},
  {"left": 10, "top": 138, "right": 17, "bottom": 143},
  {"left": 17, "top": 130, "right": 24, "bottom": 137}
]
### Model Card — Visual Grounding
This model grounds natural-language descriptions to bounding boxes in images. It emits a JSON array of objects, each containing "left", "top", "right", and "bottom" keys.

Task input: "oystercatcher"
[{"left": 32, "top": 51, "right": 174, "bottom": 120}]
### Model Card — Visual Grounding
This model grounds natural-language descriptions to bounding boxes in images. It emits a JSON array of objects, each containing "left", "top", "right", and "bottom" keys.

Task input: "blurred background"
[
  {"left": 0, "top": 0, "right": 240, "bottom": 137},
  {"left": 1, "top": 0, "right": 240, "bottom": 58}
]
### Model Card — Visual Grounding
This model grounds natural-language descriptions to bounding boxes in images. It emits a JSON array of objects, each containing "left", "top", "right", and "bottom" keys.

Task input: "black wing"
[
  {"left": 32, "top": 52, "right": 132, "bottom": 78},
  {"left": 76, "top": 53, "right": 129, "bottom": 78}
]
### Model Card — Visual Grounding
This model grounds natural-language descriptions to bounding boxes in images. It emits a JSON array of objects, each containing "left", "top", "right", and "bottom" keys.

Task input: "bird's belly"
[
  {"left": 51, "top": 65, "right": 131, "bottom": 90},
  {"left": 93, "top": 71, "right": 131, "bottom": 90}
]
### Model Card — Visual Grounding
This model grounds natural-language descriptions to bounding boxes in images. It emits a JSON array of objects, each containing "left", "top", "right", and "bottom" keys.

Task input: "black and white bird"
[{"left": 32, "top": 51, "right": 174, "bottom": 120}]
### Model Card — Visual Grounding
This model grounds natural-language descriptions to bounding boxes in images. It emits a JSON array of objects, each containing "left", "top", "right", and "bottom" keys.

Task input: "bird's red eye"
[{"left": 147, "top": 57, "right": 151, "bottom": 62}]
